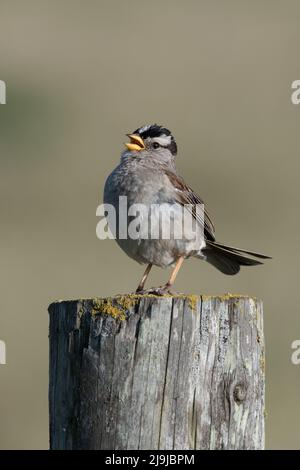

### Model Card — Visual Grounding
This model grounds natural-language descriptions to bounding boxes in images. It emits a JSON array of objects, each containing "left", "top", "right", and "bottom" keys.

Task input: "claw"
[
  {"left": 134, "top": 286, "right": 167, "bottom": 296},
  {"left": 135, "top": 286, "right": 184, "bottom": 297}
]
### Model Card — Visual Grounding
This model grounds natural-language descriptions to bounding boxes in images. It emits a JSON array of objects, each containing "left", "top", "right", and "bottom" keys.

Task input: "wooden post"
[{"left": 48, "top": 294, "right": 265, "bottom": 450}]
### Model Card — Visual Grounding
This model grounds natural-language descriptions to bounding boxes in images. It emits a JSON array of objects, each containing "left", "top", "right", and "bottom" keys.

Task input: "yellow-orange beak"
[{"left": 125, "top": 134, "right": 145, "bottom": 152}]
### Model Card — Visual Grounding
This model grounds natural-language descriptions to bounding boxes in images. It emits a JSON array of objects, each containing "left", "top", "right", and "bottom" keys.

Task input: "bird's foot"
[
  {"left": 135, "top": 285, "right": 184, "bottom": 297},
  {"left": 134, "top": 287, "right": 165, "bottom": 296}
]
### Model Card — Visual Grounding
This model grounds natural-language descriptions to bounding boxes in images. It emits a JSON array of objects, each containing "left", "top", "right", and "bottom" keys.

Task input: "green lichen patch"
[
  {"left": 53, "top": 293, "right": 257, "bottom": 320},
  {"left": 92, "top": 298, "right": 127, "bottom": 321},
  {"left": 88, "top": 293, "right": 257, "bottom": 321},
  {"left": 186, "top": 294, "right": 199, "bottom": 311},
  {"left": 167, "top": 293, "right": 199, "bottom": 311},
  {"left": 133, "top": 292, "right": 200, "bottom": 311},
  {"left": 91, "top": 293, "right": 202, "bottom": 318},
  {"left": 92, "top": 294, "right": 148, "bottom": 321}
]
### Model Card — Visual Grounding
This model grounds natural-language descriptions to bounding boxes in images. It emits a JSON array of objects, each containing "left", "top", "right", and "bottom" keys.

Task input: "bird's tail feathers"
[
  {"left": 202, "top": 240, "right": 270, "bottom": 275},
  {"left": 209, "top": 241, "right": 271, "bottom": 260}
]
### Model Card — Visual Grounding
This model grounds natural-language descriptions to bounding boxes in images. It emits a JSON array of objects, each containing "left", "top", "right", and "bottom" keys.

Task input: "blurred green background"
[{"left": 0, "top": 0, "right": 299, "bottom": 449}]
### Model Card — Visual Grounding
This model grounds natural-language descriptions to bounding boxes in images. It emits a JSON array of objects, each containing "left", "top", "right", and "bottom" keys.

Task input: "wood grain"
[{"left": 48, "top": 294, "right": 265, "bottom": 450}]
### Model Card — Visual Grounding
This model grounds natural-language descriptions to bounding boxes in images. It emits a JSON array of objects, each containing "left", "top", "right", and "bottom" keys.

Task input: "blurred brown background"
[{"left": 0, "top": 0, "right": 299, "bottom": 449}]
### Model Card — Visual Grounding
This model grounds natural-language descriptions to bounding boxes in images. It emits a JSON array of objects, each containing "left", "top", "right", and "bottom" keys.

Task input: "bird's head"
[{"left": 124, "top": 124, "right": 177, "bottom": 162}]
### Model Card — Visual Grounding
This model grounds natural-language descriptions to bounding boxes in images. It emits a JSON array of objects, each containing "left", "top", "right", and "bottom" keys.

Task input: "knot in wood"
[{"left": 233, "top": 383, "right": 247, "bottom": 404}]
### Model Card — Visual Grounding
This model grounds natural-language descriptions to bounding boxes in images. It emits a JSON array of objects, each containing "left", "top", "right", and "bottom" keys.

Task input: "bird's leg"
[
  {"left": 162, "top": 256, "right": 185, "bottom": 292},
  {"left": 136, "top": 263, "right": 153, "bottom": 293},
  {"left": 149, "top": 256, "right": 185, "bottom": 296}
]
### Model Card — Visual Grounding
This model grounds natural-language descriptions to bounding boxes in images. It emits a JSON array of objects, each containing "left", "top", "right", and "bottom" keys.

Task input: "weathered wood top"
[{"left": 49, "top": 294, "right": 265, "bottom": 450}]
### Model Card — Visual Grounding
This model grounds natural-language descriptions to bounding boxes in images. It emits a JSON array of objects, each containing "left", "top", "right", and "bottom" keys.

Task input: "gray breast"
[{"left": 103, "top": 158, "right": 205, "bottom": 267}]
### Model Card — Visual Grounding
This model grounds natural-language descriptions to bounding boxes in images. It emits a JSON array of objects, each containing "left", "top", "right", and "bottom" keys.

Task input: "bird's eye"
[{"left": 153, "top": 142, "right": 160, "bottom": 149}]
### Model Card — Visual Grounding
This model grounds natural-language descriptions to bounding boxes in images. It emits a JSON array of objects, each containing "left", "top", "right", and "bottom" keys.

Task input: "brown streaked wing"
[{"left": 164, "top": 169, "right": 216, "bottom": 241}]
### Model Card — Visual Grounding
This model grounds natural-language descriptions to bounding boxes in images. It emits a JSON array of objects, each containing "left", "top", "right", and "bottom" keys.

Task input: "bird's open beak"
[{"left": 125, "top": 134, "right": 145, "bottom": 152}]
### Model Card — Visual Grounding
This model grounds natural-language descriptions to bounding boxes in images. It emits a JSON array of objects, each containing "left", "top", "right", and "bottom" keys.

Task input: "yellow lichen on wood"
[
  {"left": 122, "top": 292, "right": 200, "bottom": 311},
  {"left": 187, "top": 294, "right": 199, "bottom": 311},
  {"left": 92, "top": 295, "right": 141, "bottom": 321},
  {"left": 91, "top": 293, "right": 202, "bottom": 319},
  {"left": 55, "top": 293, "right": 258, "bottom": 322},
  {"left": 260, "top": 353, "right": 265, "bottom": 373},
  {"left": 92, "top": 298, "right": 127, "bottom": 321},
  {"left": 91, "top": 292, "right": 257, "bottom": 321}
]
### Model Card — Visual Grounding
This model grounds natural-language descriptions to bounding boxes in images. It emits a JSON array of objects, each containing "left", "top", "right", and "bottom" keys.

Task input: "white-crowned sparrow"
[{"left": 104, "top": 124, "right": 270, "bottom": 294}]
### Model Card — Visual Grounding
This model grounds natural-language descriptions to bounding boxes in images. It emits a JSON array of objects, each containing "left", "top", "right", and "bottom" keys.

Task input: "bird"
[{"left": 103, "top": 124, "right": 270, "bottom": 295}]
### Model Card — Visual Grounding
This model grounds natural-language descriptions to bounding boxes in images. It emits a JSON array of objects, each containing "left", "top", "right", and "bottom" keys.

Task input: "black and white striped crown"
[{"left": 132, "top": 124, "right": 177, "bottom": 156}]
